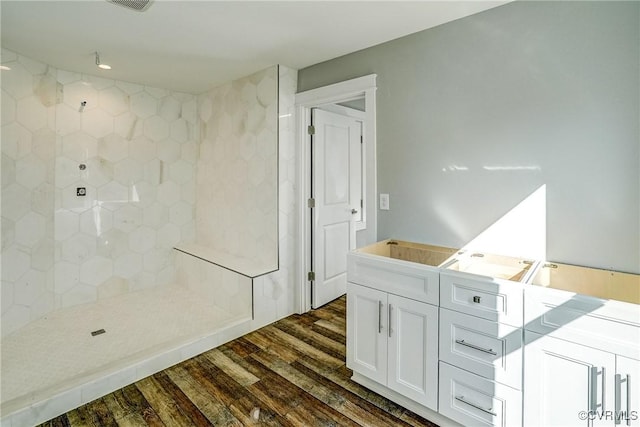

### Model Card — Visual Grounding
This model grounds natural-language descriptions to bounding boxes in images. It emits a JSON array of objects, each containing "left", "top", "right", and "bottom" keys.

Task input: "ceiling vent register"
[{"left": 106, "top": 0, "right": 153, "bottom": 12}]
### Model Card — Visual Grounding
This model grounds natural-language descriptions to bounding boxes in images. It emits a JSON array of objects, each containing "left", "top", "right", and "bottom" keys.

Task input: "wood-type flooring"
[{"left": 39, "top": 296, "right": 438, "bottom": 427}]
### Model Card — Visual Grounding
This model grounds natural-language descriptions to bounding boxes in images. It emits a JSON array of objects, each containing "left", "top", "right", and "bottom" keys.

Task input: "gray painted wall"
[{"left": 298, "top": 1, "right": 640, "bottom": 273}]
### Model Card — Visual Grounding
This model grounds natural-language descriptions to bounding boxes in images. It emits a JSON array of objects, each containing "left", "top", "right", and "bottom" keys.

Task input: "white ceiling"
[{"left": 1, "top": 1, "right": 508, "bottom": 94}]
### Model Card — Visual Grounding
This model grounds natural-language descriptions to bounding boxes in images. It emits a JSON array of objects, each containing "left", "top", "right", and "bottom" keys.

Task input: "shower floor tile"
[{"left": 0, "top": 285, "right": 247, "bottom": 412}]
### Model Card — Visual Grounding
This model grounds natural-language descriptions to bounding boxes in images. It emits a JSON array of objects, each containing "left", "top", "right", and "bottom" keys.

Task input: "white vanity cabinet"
[
  {"left": 346, "top": 242, "right": 640, "bottom": 427},
  {"left": 347, "top": 282, "right": 439, "bottom": 409},
  {"left": 346, "top": 240, "right": 457, "bottom": 412},
  {"left": 524, "top": 331, "right": 616, "bottom": 427},
  {"left": 524, "top": 263, "right": 640, "bottom": 427},
  {"left": 438, "top": 253, "right": 536, "bottom": 427}
]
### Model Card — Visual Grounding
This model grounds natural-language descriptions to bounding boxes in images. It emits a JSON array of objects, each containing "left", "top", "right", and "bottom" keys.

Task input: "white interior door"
[{"left": 312, "top": 108, "right": 361, "bottom": 308}]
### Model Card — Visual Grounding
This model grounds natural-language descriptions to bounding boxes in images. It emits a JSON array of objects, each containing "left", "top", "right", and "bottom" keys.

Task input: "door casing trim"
[{"left": 295, "top": 74, "right": 378, "bottom": 313}]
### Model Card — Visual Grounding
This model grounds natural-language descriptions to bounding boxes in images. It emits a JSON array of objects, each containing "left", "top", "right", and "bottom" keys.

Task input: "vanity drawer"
[
  {"left": 439, "top": 362, "right": 522, "bottom": 427},
  {"left": 348, "top": 252, "right": 440, "bottom": 305},
  {"left": 440, "top": 272, "right": 524, "bottom": 327},
  {"left": 439, "top": 308, "right": 522, "bottom": 389}
]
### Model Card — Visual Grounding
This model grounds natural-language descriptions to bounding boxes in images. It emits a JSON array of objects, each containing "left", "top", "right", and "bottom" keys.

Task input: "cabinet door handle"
[
  {"left": 378, "top": 301, "right": 383, "bottom": 333},
  {"left": 616, "top": 374, "right": 632, "bottom": 426},
  {"left": 591, "top": 366, "right": 606, "bottom": 412},
  {"left": 455, "top": 339, "right": 497, "bottom": 356},
  {"left": 627, "top": 374, "right": 632, "bottom": 426},
  {"left": 590, "top": 366, "right": 598, "bottom": 412},
  {"left": 616, "top": 374, "right": 622, "bottom": 425},
  {"left": 388, "top": 304, "right": 392, "bottom": 337},
  {"left": 455, "top": 395, "right": 497, "bottom": 417},
  {"left": 602, "top": 367, "right": 607, "bottom": 412}
]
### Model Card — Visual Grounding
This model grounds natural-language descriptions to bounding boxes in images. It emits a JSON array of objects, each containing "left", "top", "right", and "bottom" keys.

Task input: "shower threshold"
[{"left": 0, "top": 285, "right": 251, "bottom": 426}]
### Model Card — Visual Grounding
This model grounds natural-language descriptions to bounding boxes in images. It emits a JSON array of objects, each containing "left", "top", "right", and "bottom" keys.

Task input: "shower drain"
[{"left": 91, "top": 329, "right": 106, "bottom": 337}]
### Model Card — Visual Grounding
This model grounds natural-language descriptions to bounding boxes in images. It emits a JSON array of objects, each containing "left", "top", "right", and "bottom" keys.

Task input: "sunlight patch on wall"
[{"left": 461, "top": 185, "right": 546, "bottom": 260}]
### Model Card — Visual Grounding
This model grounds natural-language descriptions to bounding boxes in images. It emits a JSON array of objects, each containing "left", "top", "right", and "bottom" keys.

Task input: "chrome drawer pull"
[
  {"left": 455, "top": 395, "right": 497, "bottom": 416},
  {"left": 472, "top": 296, "right": 481, "bottom": 303},
  {"left": 378, "top": 301, "right": 383, "bottom": 333},
  {"left": 455, "top": 339, "right": 497, "bottom": 356}
]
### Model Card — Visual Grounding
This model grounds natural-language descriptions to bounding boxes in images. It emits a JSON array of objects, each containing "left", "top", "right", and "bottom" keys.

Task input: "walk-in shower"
[{"left": 0, "top": 48, "right": 298, "bottom": 426}]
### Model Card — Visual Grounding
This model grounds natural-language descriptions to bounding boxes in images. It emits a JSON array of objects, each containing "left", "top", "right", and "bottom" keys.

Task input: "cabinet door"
[
  {"left": 524, "top": 331, "right": 615, "bottom": 427},
  {"left": 346, "top": 282, "right": 387, "bottom": 384},
  {"left": 616, "top": 355, "right": 640, "bottom": 427},
  {"left": 387, "top": 294, "right": 438, "bottom": 411}
]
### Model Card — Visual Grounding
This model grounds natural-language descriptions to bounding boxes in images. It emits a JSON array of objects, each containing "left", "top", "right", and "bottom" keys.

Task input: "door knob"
[{"left": 351, "top": 209, "right": 358, "bottom": 214}]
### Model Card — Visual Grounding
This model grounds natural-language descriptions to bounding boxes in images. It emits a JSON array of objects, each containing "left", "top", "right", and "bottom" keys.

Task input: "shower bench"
[{"left": 174, "top": 242, "right": 279, "bottom": 320}]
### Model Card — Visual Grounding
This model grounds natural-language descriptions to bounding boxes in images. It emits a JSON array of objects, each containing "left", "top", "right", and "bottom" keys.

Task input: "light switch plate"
[{"left": 379, "top": 193, "right": 389, "bottom": 210}]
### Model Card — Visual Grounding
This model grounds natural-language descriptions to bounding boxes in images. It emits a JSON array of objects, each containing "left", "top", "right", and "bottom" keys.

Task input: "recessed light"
[{"left": 95, "top": 52, "right": 111, "bottom": 70}]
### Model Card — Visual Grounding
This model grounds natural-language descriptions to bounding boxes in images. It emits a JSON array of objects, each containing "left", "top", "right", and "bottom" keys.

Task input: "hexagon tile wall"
[
  {"left": 1, "top": 48, "right": 200, "bottom": 336},
  {"left": 2, "top": 49, "right": 58, "bottom": 336},
  {"left": 1, "top": 49, "right": 299, "bottom": 341},
  {"left": 196, "top": 66, "right": 278, "bottom": 270}
]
